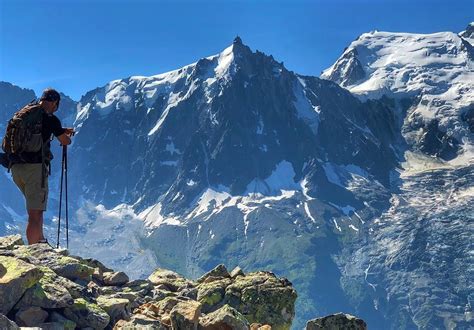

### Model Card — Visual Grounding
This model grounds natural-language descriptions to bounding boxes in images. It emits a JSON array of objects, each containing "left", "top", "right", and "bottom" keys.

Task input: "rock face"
[
  {"left": 0, "top": 236, "right": 297, "bottom": 329},
  {"left": 306, "top": 313, "right": 367, "bottom": 330}
]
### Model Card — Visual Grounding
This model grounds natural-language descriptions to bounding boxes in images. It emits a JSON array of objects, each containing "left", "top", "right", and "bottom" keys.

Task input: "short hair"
[{"left": 40, "top": 88, "right": 61, "bottom": 102}]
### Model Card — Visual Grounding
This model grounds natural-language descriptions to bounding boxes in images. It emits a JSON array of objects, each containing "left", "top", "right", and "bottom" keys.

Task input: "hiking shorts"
[{"left": 11, "top": 163, "right": 48, "bottom": 211}]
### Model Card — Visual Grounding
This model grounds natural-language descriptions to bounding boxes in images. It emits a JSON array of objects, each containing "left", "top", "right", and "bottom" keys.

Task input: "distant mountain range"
[{"left": 1, "top": 23, "right": 472, "bottom": 329}]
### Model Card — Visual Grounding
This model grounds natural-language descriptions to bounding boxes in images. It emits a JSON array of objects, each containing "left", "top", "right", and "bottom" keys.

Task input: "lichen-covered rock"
[
  {"left": 170, "top": 299, "right": 201, "bottom": 330},
  {"left": 122, "top": 279, "right": 154, "bottom": 300},
  {"left": 79, "top": 257, "right": 114, "bottom": 273},
  {"left": 224, "top": 271, "right": 297, "bottom": 330},
  {"left": 15, "top": 266, "right": 74, "bottom": 309},
  {"left": 197, "top": 278, "right": 232, "bottom": 313},
  {"left": 0, "top": 255, "right": 43, "bottom": 314},
  {"left": 3, "top": 244, "right": 95, "bottom": 282},
  {"left": 50, "top": 255, "right": 95, "bottom": 281},
  {"left": 15, "top": 306, "right": 48, "bottom": 327},
  {"left": 196, "top": 264, "right": 231, "bottom": 284},
  {"left": 0, "top": 235, "right": 23, "bottom": 250},
  {"left": 148, "top": 268, "right": 194, "bottom": 292},
  {"left": 305, "top": 313, "right": 367, "bottom": 330},
  {"left": 199, "top": 304, "right": 250, "bottom": 330},
  {"left": 63, "top": 298, "right": 110, "bottom": 329},
  {"left": 0, "top": 313, "right": 19, "bottom": 329},
  {"left": 0, "top": 236, "right": 298, "bottom": 330},
  {"left": 103, "top": 271, "right": 130, "bottom": 286},
  {"left": 97, "top": 295, "right": 131, "bottom": 325}
]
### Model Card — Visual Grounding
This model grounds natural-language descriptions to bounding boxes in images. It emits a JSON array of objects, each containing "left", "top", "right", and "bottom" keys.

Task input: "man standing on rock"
[{"left": 3, "top": 88, "right": 74, "bottom": 245}]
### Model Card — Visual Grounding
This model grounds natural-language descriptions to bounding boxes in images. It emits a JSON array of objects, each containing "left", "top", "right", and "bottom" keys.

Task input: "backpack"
[{"left": 2, "top": 102, "right": 45, "bottom": 156}]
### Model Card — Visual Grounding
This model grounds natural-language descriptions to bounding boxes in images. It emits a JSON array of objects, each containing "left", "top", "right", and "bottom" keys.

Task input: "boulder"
[
  {"left": 224, "top": 271, "right": 297, "bottom": 330},
  {"left": 49, "top": 311, "right": 77, "bottom": 329},
  {"left": 148, "top": 268, "right": 194, "bottom": 292},
  {"left": 79, "top": 257, "right": 113, "bottom": 273},
  {"left": 230, "top": 266, "right": 244, "bottom": 278},
  {"left": 50, "top": 255, "right": 95, "bottom": 281},
  {"left": 5, "top": 244, "right": 95, "bottom": 282},
  {"left": 103, "top": 271, "right": 129, "bottom": 286},
  {"left": 97, "top": 295, "right": 131, "bottom": 325},
  {"left": 305, "top": 313, "right": 367, "bottom": 330},
  {"left": 15, "top": 266, "right": 74, "bottom": 309},
  {"left": 196, "top": 264, "right": 231, "bottom": 284},
  {"left": 122, "top": 279, "right": 154, "bottom": 298},
  {"left": 64, "top": 298, "right": 110, "bottom": 329},
  {"left": 0, "top": 313, "right": 19, "bottom": 329},
  {"left": 0, "top": 256, "right": 43, "bottom": 314},
  {"left": 170, "top": 299, "right": 201, "bottom": 330},
  {"left": 197, "top": 278, "right": 232, "bottom": 313},
  {"left": 0, "top": 235, "right": 23, "bottom": 250},
  {"left": 15, "top": 306, "right": 48, "bottom": 327},
  {"left": 199, "top": 304, "right": 249, "bottom": 330}
]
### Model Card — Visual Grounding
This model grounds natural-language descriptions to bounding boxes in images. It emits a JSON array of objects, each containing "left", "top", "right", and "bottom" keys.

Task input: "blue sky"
[{"left": 0, "top": 0, "right": 472, "bottom": 100}]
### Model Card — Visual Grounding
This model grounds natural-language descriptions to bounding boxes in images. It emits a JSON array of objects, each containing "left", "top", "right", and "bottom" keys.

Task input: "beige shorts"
[{"left": 11, "top": 163, "right": 49, "bottom": 211}]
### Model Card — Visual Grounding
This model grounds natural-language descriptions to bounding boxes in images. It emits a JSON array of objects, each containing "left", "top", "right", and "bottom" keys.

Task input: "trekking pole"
[
  {"left": 56, "top": 145, "right": 65, "bottom": 248},
  {"left": 64, "top": 145, "right": 69, "bottom": 249}
]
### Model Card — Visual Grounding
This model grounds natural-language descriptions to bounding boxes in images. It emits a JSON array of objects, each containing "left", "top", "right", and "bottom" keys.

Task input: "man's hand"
[
  {"left": 64, "top": 128, "right": 75, "bottom": 137},
  {"left": 58, "top": 127, "right": 75, "bottom": 146}
]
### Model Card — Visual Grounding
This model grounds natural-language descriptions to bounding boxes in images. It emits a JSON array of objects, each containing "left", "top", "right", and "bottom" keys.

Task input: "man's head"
[{"left": 39, "top": 88, "right": 61, "bottom": 114}]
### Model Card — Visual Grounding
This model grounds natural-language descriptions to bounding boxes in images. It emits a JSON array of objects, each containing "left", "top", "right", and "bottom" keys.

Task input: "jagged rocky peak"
[
  {"left": 321, "top": 47, "right": 365, "bottom": 87},
  {"left": 0, "top": 235, "right": 298, "bottom": 329},
  {"left": 233, "top": 35, "right": 243, "bottom": 45},
  {"left": 230, "top": 35, "right": 253, "bottom": 58},
  {"left": 459, "top": 22, "right": 474, "bottom": 43}
]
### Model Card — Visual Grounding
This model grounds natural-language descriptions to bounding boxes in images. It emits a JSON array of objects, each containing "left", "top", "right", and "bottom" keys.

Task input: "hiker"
[{"left": 3, "top": 88, "right": 74, "bottom": 245}]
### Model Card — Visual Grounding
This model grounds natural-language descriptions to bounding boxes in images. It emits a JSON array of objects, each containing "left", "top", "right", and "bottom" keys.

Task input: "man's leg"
[{"left": 26, "top": 209, "right": 45, "bottom": 244}]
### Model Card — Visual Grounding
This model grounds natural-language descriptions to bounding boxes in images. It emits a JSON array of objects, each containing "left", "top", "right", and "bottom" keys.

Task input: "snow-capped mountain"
[
  {"left": 71, "top": 36, "right": 398, "bottom": 214},
  {"left": 67, "top": 37, "right": 401, "bottom": 328},
  {"left": 322, "top": 24, "right": 473, "bottom": 329},
  {"left": 322, "top": 24, "right": 474, "bottom": 162}
]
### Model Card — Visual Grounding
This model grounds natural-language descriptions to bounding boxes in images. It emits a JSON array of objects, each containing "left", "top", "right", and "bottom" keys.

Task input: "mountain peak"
[
  {"left": 229, "top": 36, "right": 252, "bottom": 58},
  {"left": 460, "top": 22, "right": 474, "bottom": 42},
  {"left": 233, "top": 35, "right": 243, "bottom": 45}
]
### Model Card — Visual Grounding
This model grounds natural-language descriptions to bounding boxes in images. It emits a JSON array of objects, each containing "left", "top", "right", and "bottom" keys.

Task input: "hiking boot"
[{"left": 38, "top": 238, "right": 54, "bottom": 249}]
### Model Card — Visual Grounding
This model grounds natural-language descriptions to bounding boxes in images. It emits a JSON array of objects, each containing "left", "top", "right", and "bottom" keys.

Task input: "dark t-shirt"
[
  {"left": 42, "top": 113, "right": 65, "bottom": 142},
  {"left": 12, "top": 111, "right": 65, "bottom": 164}
]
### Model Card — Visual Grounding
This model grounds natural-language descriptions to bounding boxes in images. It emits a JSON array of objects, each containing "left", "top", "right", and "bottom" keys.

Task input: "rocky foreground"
[{"left": 0, "top": 235, "right": 366, "bottom": 329}]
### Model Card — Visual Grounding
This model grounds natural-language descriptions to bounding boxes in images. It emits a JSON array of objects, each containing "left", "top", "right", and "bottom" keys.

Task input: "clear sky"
[{"left": 0, "top": 0, "right": 472, "bottom": 100}]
